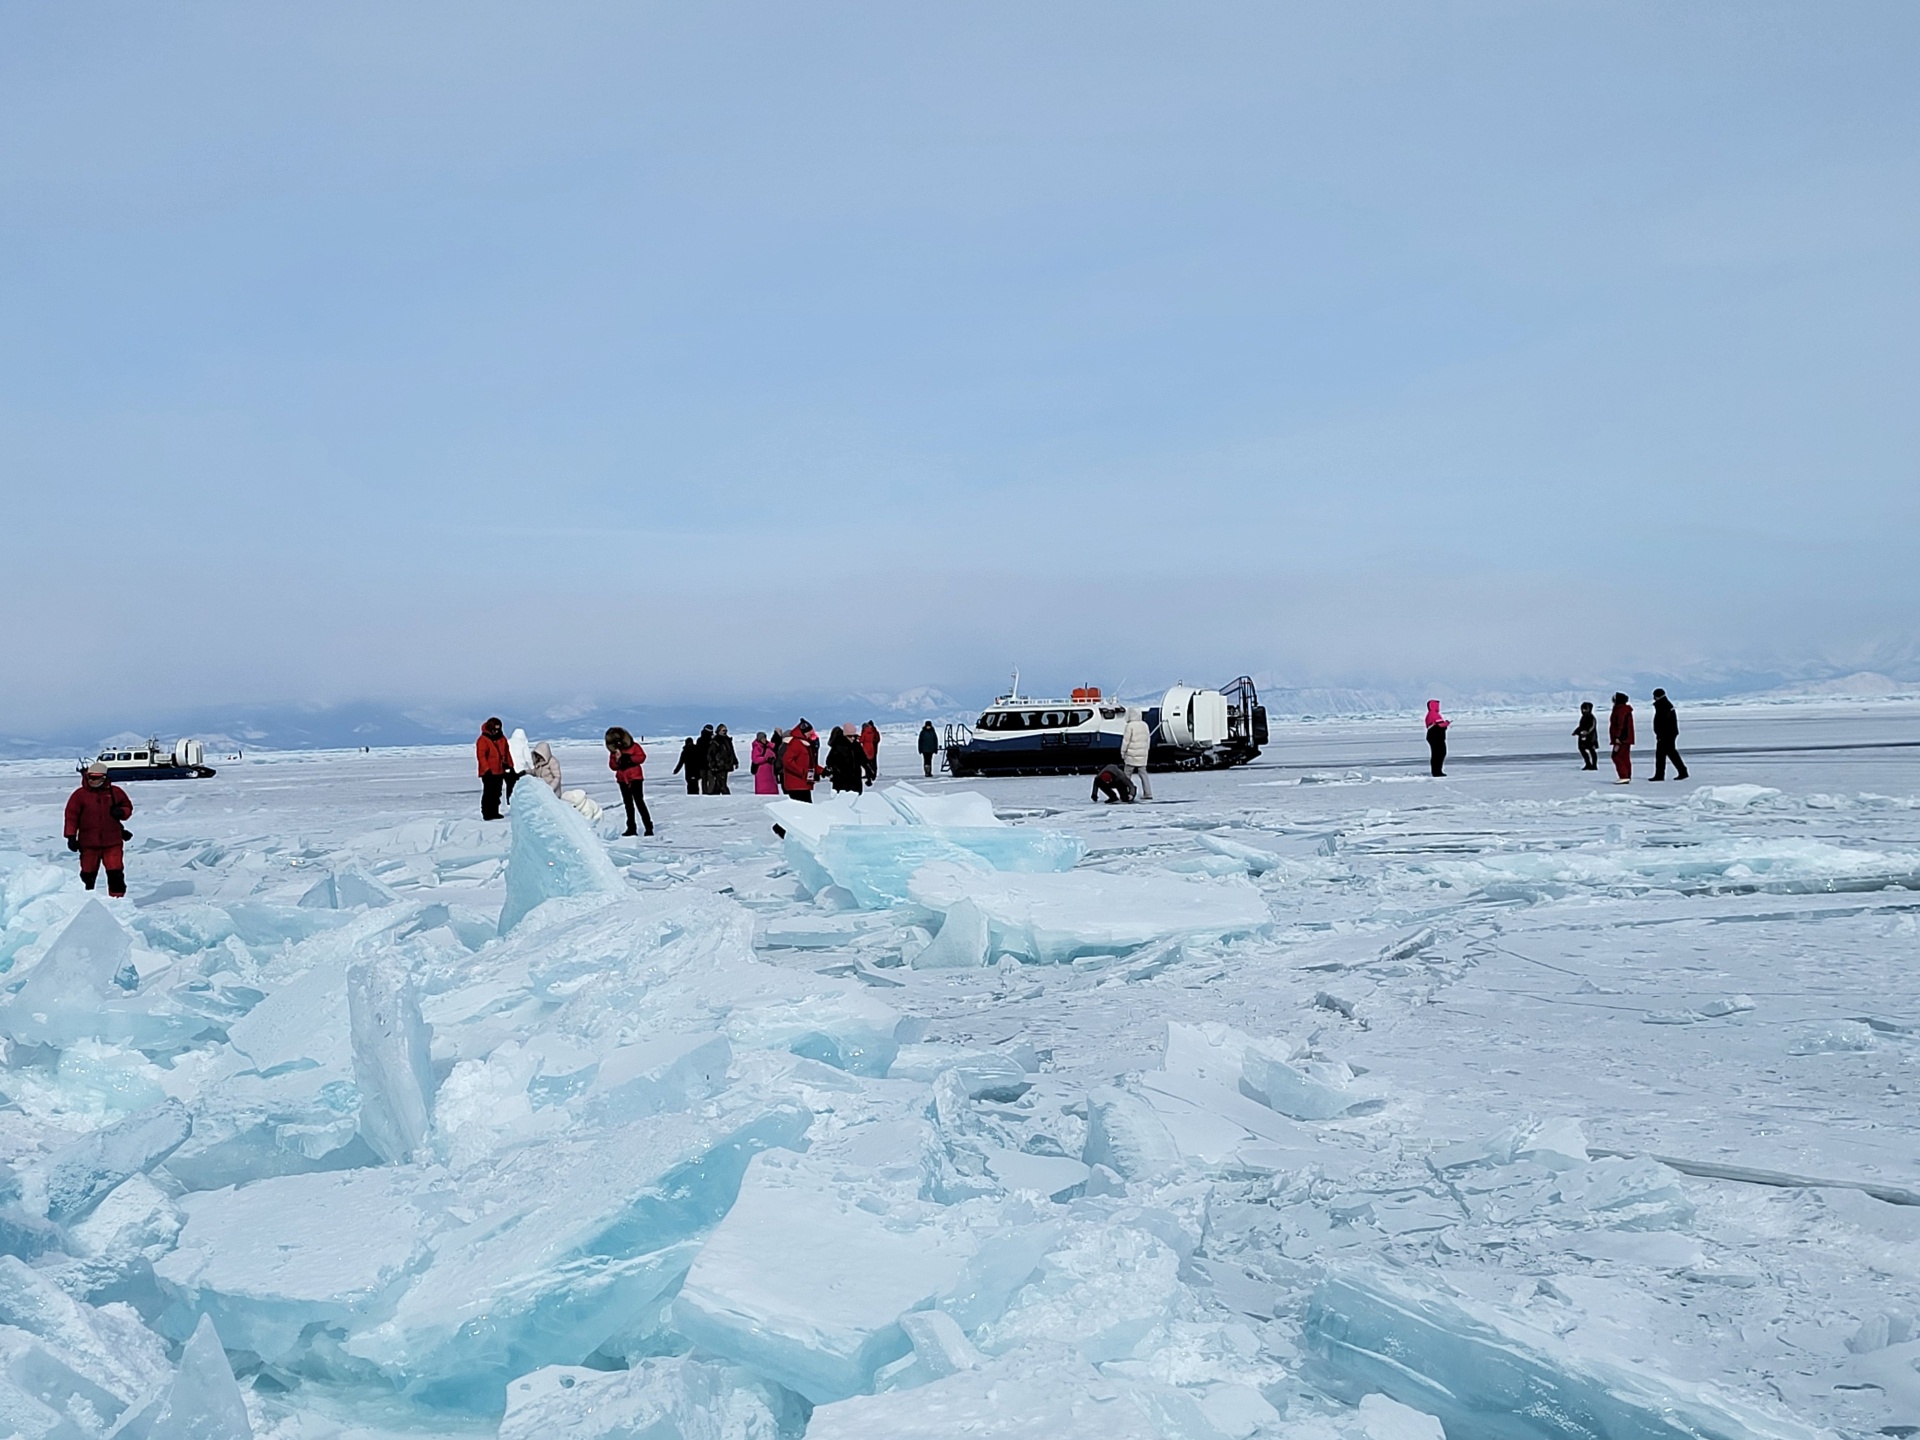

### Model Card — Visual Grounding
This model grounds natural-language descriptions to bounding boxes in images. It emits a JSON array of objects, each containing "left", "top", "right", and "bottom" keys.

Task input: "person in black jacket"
[
  {"left": 917, "top": 720, "right": 940, "bottom": 777},
  {"left": 1091, "top": 763, "right": 1136, "bottom": 803},
  {"left": 705, "top": 724, "right": 739, "bottom": 795},
  {"left": 1650, "top": 689, "right": 1689, "bottom": 781},
  {"left": 1573, "top": 702, "right": 1599, "bottom": 770},
  {"left": 825, "top": 727, "right": 865, "bottom": 794},
  {"left": 673, "top": 736, "right": 702, "bottom": 795}
]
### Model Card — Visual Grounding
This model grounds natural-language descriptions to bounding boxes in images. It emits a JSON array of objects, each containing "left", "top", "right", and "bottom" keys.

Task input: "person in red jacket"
[
  {"left": 605, "top": 726, "right": 655, "bottom": 837},
  {"left": 781, "top": 722, "right": 817, "bottom": 802},
  {"left": 65, "top": 763, "right": 134, "bottom": 897},
  {"left": 858, "top": 721, "right": 880, "bottom": 785},
  {"left": 476, "top": 717, "right": 518, "bottom": 820},
  {"left": 1608, "top": 692, "right": 1634, "bottom": 784}
]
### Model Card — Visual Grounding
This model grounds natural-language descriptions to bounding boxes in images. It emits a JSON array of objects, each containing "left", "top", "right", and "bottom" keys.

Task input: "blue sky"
[{"left": 3, "top": 3, "right": 1916, "bottom": 733}]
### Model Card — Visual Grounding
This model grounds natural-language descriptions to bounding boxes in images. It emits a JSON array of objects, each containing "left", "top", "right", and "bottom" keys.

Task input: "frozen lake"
[{"left": 0, "top": 698, "right": 1916, "bottom": 1438}]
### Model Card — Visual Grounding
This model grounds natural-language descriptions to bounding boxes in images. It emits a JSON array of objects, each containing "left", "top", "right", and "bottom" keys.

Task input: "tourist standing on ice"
[
  {"left": 780, "top": 724, "right": 816, "bottom": 801},
  {"left": 1120, "top": 708, "right": 1154, "bottom": 800},
  {"left": 673, "top": 735, "right": 700, "bottom": 795},
  {"left": 1091, "top": 763, "right": 1135, "bottom": 804},
  {"left": 1573, "top": 703, "right": 1599, "bottom": 770},
  {"left": 1608, "top": 692, "right": 1634, "bottom": 783},
  {"left": 1650, "top": 689, "right": 1689, "bottom": 781},
  {"left": 605, "top": 727, "right": 655, "bottom": 837},
  {"left": 529, "top": 741, "right": 564, "bottom": 795},
  {"left": 751, "top": 732, "right": 779, "bottom": 794},
  {"left": 476, "top": 717, "right": 517, "bottom": 820},
  {"left": 858, "top": 721, "right": 880, "bottom": 784},
  {"left": 64, "top": 762, "right": 134, "bottom": 897},
  {"left": 918, "top": 720, "right": 939, "bottom": 777},
  {"left": 826, "top": 727, "right": 865, "bottom": 794},
  {"left": 706, "top": 724, "right": 738, "bottom": 794},
  {"left": 1424, "top": 701, "right": 1450, "bottom": 777}
]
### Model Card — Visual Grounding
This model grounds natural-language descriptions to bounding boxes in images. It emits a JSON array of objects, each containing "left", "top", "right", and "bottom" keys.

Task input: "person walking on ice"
[
  {"left": 1650, "top": 689, "right": 1688, "bottom": 781},
  {"left": 1120, "top": 708, "right": 1154, "bottom": 800},
  {"left": 918, "top": 720, "right": 939, "bottom": 777},
  {"left": 605, "top": 727, "right": 655, "bottom": 837},
  {"left": 1573, "top": 702, "right": 1599, "bottom": 770},
  {"left": 1608, "top": 692, "right": 1634, "bottom": 783},
  {"left": 1424, "top": 701, "right": 1450, "bottom": 777},
  {"left": 859, "top": 721, "right": 880, "bottom": 785},
  {"left": 476, "top": 717, "right": 517, "bottom": 820},
  {"left": 65, "top": 762, "right": 134, "bottom": 897}
]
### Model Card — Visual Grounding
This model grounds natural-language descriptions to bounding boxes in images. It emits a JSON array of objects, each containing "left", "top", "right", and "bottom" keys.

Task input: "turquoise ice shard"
[
  {"left": 347, "top": 954, "right": 435, "bottom": 1163},
  {"left": 147, "top": 1313, "right": 254, "bottom": 1439},
  {"left": 42, "top": 1098, "right": 192, "bottom": 1223},
  {"left": 498, "top": 778, "right": 624, "bottom": 934}
]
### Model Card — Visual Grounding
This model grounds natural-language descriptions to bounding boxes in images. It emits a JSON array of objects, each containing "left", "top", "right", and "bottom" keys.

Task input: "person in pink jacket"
[
  {"left": 751, "top": 732, "right": 780, "bottom": 795},
  {"left": 1424, "top": 700, "right": 1450, "bottom": 777}
]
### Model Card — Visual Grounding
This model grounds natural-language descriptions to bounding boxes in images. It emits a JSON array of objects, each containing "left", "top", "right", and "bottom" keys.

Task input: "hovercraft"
[
  {"left": 81, "top": 737, "right": 217, "bottom": 781},
  {"left": 942, "top": 675, "right": 1266, "bottom": 777}
]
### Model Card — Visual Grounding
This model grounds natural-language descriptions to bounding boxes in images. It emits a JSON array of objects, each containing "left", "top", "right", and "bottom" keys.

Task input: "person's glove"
[
  {"left": 67, "top": 836, "right": 80, "bottom": 852},
  {"left": 120, "top": 827, "right": 133, "bottom": 841}
]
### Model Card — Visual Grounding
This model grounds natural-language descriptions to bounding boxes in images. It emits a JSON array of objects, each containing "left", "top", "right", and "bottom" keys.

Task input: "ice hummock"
[{"left": 498, "top": 776, "right": 625, "bottom": 933}]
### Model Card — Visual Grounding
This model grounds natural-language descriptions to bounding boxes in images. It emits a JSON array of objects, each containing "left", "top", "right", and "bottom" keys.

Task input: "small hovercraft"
[
  {"left": 81, "top": 737, "right": 218, "bottom": 781},
  {"left": 943, "top": 675, "right": 1267, "bottom": 777}
]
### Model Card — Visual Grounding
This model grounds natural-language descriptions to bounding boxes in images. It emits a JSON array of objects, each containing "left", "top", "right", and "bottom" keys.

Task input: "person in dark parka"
[
  {"left": 1650, "top": 689, "right": 1689, "bottom": 781},
  {"left": 825, "top": 727, "right": 865, "bottom": 794},
  {"left": 65, "top": 763, "right": 134, "bottom": 896},
  {"left": 674, "top": 736, "right": 702, "bottom": 795},
  {"left": 1573, "top": 702, "right": 1599, "bottom": 771},
  {"left": 918, "top": 720, "right": 940, "bottom": 778},
  {"left": 1091, "top": 763, "right": 1136, "bottom": 804},
  {"left": 706, "top": 724, "right": 739, "bottom": 795}
]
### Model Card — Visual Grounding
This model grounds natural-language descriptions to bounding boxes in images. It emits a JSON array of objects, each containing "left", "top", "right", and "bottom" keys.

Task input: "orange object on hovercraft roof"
[{"left": 1070, "top": 686, "right": 1102, "bottom": 702}]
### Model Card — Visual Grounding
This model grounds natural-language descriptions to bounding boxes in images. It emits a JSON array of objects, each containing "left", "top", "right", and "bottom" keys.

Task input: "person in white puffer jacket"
[{"left": 1120, "top": 709, "right": 1154, "bottom": 800}]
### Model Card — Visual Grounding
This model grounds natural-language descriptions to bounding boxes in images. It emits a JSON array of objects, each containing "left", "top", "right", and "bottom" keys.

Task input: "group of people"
[
  {"left": 1575, "top": 689, "right": 1689, "bottom": 782},
  {"left": 673, "top": 725, "right": 740, "bottom": 795},
  {"left": 472, "top": 716, "right": 913, "bottom": 830},
  {"left": 1421, "top": 690, "right": 1690, "bottom": 783}
]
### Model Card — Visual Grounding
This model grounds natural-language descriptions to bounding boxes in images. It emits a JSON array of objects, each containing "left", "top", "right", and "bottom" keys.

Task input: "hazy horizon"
[{"left": 5, "top": 3, "right": 1916, "bottom": 735}]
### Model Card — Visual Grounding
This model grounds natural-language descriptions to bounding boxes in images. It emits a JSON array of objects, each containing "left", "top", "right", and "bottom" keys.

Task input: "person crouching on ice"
[
  {"left": 65, "top": 762, "right": 134, "bottom": 897},
  {"left": 1091, "top": 763, "right": 1136, "bottom": 804}
]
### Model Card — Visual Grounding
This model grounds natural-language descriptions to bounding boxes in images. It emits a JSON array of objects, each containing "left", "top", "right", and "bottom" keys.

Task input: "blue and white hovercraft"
[
  {"left": 942, "top": 674, "right": 1267, "bottom": 777},
  {"left": 80, "top": 737, "right": 218, "bottom": 781}
]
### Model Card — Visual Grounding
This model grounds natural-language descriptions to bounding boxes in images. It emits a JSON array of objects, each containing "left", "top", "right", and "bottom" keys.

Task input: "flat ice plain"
[{"left": 0, "top": 699, "right": 1915, "bottom": 1439}]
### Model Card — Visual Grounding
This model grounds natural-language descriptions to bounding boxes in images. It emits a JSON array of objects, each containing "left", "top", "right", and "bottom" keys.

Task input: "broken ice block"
[
  {"left": 911, "top": 898, "right": 990, "bottom": 969},
  {"left": 584, "top": 1032, "right": 732, "bottom": 1124},
  {"left": 0, "top": 1254, "right": 174, "bottom": 1429},
  {"left": 807, "top": 1341, "right": 1158, "bottom": 1438},
  {"left": 2, "top": 901, "right": 134, "bottom": 1045},
  {"left": 41, "top": 1098, "right": 191, "bottom": 1223},
  {"left": 348, "top": 1105, "right": 810, "bottom": 1410},
  {"left": 498, "top": 1357, "right": 794, "bottom": 1440},
  {"left": 1352, "top": 1392, "right": 1444, "bottom": 1440},
  {"left": 144, "top": 1313, "right": 254, "bottom": 1439},
  {"left": 977, "top": 1220, "right": 1183, "bottom": 1364},
  {"left": 1239, "top": 1050, "right": 1362, "bottom": 1122},
  {"left": 154, "top": 1166, "right": 448, "bottom": 1365},
  {"left": 298, "top": 866, "right": 398, "bottom": 911},
  {"left": 347, "top": 955, "right": 436, "bottom": 1163},
  {"left": 673, "top": 1151, "right": 975, "bottom": 1403},
  {"left": 726, "top": 990, "right": 901, "bottom": 1077},
  {"left": 498, "top": 778, "right": 625, "bottom": 934},
  {"left": 873, "top": 1309, "right": 983, "bottom": 1391},
  {"left": 1082, "top": 1087, "right": 1183, "bottom": 1182},
  {"left": 908, "top": 864, "right": 1271, "bottom": 965},
  {"left": 1304, "top": 1272, "right": 1825, "bottom": 1440}
]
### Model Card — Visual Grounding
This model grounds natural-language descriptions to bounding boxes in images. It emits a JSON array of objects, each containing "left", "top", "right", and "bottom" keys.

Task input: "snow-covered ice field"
[{"left": 0, "top": 700, "right": 1916, "bottom": 1439}]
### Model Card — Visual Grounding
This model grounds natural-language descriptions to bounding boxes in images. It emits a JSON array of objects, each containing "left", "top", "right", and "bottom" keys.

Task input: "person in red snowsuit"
[
  {"left": 65, "top": 763, "right": 134, "bottom": 897},
  {"left": 781, "top": 723, "right": 818, "bottom": 802},
  {"left": 858, "top": 721, "right": 880, "bottom": 785},
  {"left": 476, "top": 717, "right": 517, "bottom": 820},
  {"left": 1608, "top": 692, "right": 1635, "bottom": 783}
]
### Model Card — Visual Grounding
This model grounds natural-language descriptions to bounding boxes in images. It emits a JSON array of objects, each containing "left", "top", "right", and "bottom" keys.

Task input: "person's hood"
[
  {"left": 1425, "top": 701, "right": 1445, "bottom": 721},
  {"left": 532, "top": 742, "right": 554, "bottom": 762}
]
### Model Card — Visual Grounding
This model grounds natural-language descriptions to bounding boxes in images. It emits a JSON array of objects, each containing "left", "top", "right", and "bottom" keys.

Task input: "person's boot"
[
  {"left": 624, "top": 826, "right": 638, "bottom": 837},
  {"left": 106, "top": 869, "right": 126, "bottom": 898},
  {"left": 81, "top": 872, "right": 96, "bottom": 891}
]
